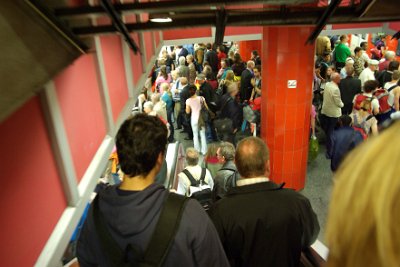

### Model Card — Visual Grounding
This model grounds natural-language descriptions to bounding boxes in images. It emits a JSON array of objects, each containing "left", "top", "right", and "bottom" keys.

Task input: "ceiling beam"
[
  {"left": 55, "top": 0, "right": 314, "bottom": 18},
  {"left": 215, "top": 9, "right": 228, "bottom": 46},
  {"left": 72, "top": 7, "right": 400, "bottom": 37},
  {"left": 306, "top": 0, "right": 342, "bottom": 44}
]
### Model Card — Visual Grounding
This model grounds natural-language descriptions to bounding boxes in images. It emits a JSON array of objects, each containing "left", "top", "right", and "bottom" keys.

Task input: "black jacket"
[
  {"left": 240, "top": 68, "right": 253, "bottom": 102},
  {"left": 220, "top": 94, "right": 243, "bottom": 131},
  {"left": 199, "top": 82, "right": 213, "bottom": 108},
  {"left": 210, "top": 181, "right": 320, "bottom": 267},
  {"left": 339, "top": 76, "right": 361, "bottom": 114},
  {"left": 180, "top": 84, "right": 191, "bottom": 111},
  {"left": 205, "top": 49, "right": 219, "bottom": 73}
]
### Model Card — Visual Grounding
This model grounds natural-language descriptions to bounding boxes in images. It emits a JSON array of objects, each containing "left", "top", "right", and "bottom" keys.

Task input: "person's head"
[
  {"left": 143, "top": 101, "right": 153, "bottom": 114},
  {"left": 180, "top": 76, "right": 188, "bottom": 86},
  {"left": 205, "top": 143, "right": 220, "bottom": 160},
  {"left": 368, "top": 59, "right": 379, "bottom": 71},
  {"left": 188, "top": 84, "right": 197, "bottom": 96},
  {"left": 218, "top": 45, "right": 225, "bottom": 53},
  {"left": 206, "top": 43, "right": 212, "bottom": 50},
  {"left": 388, "top": 60, "right": 399, "bottom": 72},
  {"left": 235, "top": 137, "right": 270, "bottom": 178},
  {"left": 185, "top": 147, "right": 199, "bottom": 166},
  {"left": 233, "top": 53, "right": 242, "bottom": 63},
  {"left": 161, "top": 50, "right": 168, "bottom": 58},
  {"left": 323, "top": 51, "right": 331, "bottom": 62},
  {"left": 384, "top": 50, "right": 395, "bottom": 61},
  {"left": 363, "top": 79, "right": 379, "bottom": 93},
  {"left": 330, "top": 72, "right": 341, "bottom": 84},
  {"left": 247, "top": 60, "right": 255, "bottom": 70},
  {"left": 186, "top": 54, "right": 194, "bottom": 64},
  {"left": 179, "top": 56, "right": 186, "bottom": 66},
  {"left": 221, "top": 59, "right": 228, "bottom": 68},
  {"left": 160, "top": 82, "right": 170, "bottom": 93},
  {"left": 392, "top": 70, "right": 400, "bottom": 81},
  {"left": 225, "top": 70, "right": 234, "bottom": 81},
  {"left": 327, "top": 66, "right": 334, "bottom": 77},
  {"left": 254, "top": 65, "right": 261, "bottom": 78},
  {"left": 159, "top": 65, "right": 168, "bottom": 79},
  {"left": 345, "top": 57, "right": 354, "bottom": 66},
  {"left": 251, "top": 50, "right": 259, "bottom": 59},
  {"left": 141, "top": 86, "right": 148, "bottom": 98},
  {"left": 338, "top": 114, "right": 352, "bottom": 127},
  {"left": 325, "top": 121, "right": 400, "bottom": 267},
  {"left": 354, "top": 47, "right": 362, "bottom": 57},
  {"left": 151, "top": 93, "right": 161, "bottom": 104},
  {"left": 346, "top": 66, "right": 354, "bottom": 77},
  {"left": 339, "top": 34, "right": 348, "bottom": 43},
  {"left": 196, "top": 73, "right": 206, "bottom": 85},
  {"left": 171, "top": 70, "right": 179, "bottom": 81},
  {"left": 116, "top": 114, "right": 168, "bottom": 178},
  {"left": 227, "top": 82, "right": 239, "bottom": 97},
  {"left": 228, "top": 51, "right": 235, "bottom": 59},
  {"left": 360, "top": 41, "right": 368, "bottom": 51},
  {"left": 217, "top": 142, "right": 235, "bottom": 164}
]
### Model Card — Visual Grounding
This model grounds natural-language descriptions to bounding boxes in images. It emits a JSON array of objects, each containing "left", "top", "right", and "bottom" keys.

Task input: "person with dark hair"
[
  {"left": 231, "top": 53, "right": 246, "bottom": 78},
  {"left": 353, "top": 79, "right": 380, "bottom": 115},
  {"left": 216, "top": 45, "right": 227, "bottom": 70},
  {"left": 360, "top": 41, "right": 370, "bottom": 67},
  {"left": 334, "top": 35, "right": 351, "bottom": 71},
  {"left": 353, "top": 47, "right": 364, "bottom": 77},
  {"left": 251, "top": 50, "right": 261, "bottom": 65},
  {"left": 204, "top": 43, "right": 218, "bottom": 74},
  {"left": 377, "top": 60, "right": 400, "bottom": 88},
  {"left": 330, "top": 115, "right": 364, "bottom": 172},
  {"left": 77, "top": 114, "right": 229, "bottom": 267},
  {"left": 210, "top": 137, "right": 319, "bottom": 267}
]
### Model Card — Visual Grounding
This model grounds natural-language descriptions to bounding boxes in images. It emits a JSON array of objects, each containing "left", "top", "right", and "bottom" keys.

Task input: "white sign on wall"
[{"left": 288, "top": 80, "right": 297, "bottom": 88}]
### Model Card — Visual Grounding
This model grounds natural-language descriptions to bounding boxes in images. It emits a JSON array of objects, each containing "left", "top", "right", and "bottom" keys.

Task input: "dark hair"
[
  {"left": 233, "top": 53, "right": 242, "bottom": 63},
  {"left": 206, "top": 43, "right": 212, "bottom": 50},
  {"left": 388, "top": 61, "right": 400, "bottom": 71},
  {"left": 252, "top": 50, "right": 259, "bottom": 56},
  {"left": 160, "top": 65, "right": 168, "bottom": 80},
  {"left": 254, "top": 65, "right": 261, "bottom": 72},
  {"left": 235, "top": 137, "right": 269, "bottom": 178},
  {"left": 340, "top": 35, "right": 347, "bottom": 42},
  {"left": 116, "top": 114, "right": 167, "bottom": 177},
  {"left": 188, "top": 84, "right": 197, "bottom": 96},
  {"left": 363, "top": 80, "right": 379, "bottom": 93},
  {"left": 354, "top": 47, "right": 362, "bottom": 54},
  {"left": 360, "top": 41, "right": 367, "bottom": 48},
  {"left": 339, "top": 115, "right": 352, "bottom": 127},
  {"left": 219, "top": 45, "right": 225, "bottom": 52}
]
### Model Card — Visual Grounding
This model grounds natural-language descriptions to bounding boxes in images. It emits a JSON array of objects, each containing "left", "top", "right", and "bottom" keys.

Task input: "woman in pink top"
[
  {"left": 186, "top": 85, "right": 208, "bottom": 155},
  {"left": 155, "top": 65, "right": 172, "bottom": 93}
]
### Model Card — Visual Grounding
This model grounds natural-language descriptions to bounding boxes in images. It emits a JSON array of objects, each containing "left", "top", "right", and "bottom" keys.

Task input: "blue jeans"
[{"left": 191, "top": 120, "right": 207, "bottom": 155}]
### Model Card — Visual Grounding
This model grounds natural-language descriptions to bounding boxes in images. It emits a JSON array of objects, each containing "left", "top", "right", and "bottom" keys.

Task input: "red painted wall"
[
  {"left": 54, "top": 55, "right": 106, "bottom": 181},
  {"left": 225, "top": 26, "right": 262, "bottom": 36},
  {"left": 130, "top": 33, "right": 144, "bottom": 86},
  {"left": 163, "top": 28, "right": 212, "bottom": 40},
  {"left": 100, "top": 35, "right": 129, "bottom": 122},
  {"left": 144, "top": 32, "right": 155, "bottom": 64},
  {"left": 238, "top": 40, "right": 262, "bottom": 62},
  {"left": 0, "top": 97, "right": 67, "bottom": 266},
  {"left": 332, "top": 22, "right": 382, "bottom": 29}
]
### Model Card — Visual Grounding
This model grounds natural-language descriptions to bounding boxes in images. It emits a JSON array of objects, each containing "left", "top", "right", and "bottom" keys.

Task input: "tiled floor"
[{"left": 174, "top": 125, "right": 332, "bottom": 244}]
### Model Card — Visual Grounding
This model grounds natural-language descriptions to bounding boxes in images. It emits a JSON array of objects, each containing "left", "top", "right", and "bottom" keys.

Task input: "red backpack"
[
  {"left": 373, "top": 88, "right": 391, "bottom": 114},
  {"left": 353, "top": 94, "right": 373, "bottom": 112}
]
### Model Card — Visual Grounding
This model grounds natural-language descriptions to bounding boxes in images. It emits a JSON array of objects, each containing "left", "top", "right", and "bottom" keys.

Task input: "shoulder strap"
[
  {"left": 200, "top": 168, "right": 206, "bottom": 183},
  {"left": 388, "top": 84, "right": 398, "bottom": 92},
  {"left": 143, "top": 193, "right": 189, "bottom": 266},
  {"left": 182, "top": 169, "right": 198, "bottom": 186}
]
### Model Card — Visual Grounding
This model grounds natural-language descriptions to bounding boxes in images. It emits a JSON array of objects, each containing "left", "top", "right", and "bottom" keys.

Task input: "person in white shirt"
[
  {"left": 359, "top": 59, "right": 379, "bottom": 86},
  {"left": 360, "top": 41, "right": 370, "bottom": 66},
  {"left": 340, "top": 57, "right": 354, "bottom": 79},
  {"left": 177, "top": 147, "right": 214, "bottom": 196}
]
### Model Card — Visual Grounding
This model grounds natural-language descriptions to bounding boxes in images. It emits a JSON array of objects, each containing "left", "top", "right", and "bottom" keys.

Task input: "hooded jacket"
[{"left": 77, "top": 183, "right": 229, "bottom": 267}]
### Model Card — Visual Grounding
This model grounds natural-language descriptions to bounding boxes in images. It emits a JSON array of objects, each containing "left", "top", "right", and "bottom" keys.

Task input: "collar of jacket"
[{"left": 226, "top": 181, "right": 285, "bottom": 196}]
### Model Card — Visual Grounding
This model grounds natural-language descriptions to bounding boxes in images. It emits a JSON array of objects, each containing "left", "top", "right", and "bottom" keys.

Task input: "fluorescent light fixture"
[{"left": 150, "top": 17, "right": 172, "bottom": 23}]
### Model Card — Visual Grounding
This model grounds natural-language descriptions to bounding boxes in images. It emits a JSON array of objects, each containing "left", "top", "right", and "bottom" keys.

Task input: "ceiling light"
[{"left": 150, "top": 17, "right": 172, "bottom": 23}]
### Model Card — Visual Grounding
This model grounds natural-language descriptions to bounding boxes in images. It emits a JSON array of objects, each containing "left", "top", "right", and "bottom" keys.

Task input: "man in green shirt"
[{"left": 335, "top": 35, "right": 351, "bottom": 72}]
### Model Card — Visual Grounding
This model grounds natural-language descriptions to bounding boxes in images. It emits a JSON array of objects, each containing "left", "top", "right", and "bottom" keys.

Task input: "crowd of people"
[
  {"left": 314, "top": 34, "right": 400, "bottom": 171},
  {"left": 138, "top": 43, "right": 262, "bottom": 151}
]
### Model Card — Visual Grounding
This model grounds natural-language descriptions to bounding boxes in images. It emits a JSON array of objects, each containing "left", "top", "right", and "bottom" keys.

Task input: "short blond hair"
[{"left": 325, "top": 121, "right": 400, "bottom": 267}]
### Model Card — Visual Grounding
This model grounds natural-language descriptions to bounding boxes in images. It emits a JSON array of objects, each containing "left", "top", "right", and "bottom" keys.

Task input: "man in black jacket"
[
  {"left": 204, "top": 43, "right": 219, "bottom": 74},
  {"left": 179, "top": 77, "right": 193, "bottom": 140},
  {"left": 240, "top": 60, "right": 255, "bottom": 102},
  {"left": 210, "top": 137, "right": 320, "bottom": 267},
  {"left": 339, "top": 66, "right": 361, "bottom": 115}
]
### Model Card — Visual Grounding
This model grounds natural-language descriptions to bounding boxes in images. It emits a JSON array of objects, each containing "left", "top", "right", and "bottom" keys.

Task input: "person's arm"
[
  {"left": 298, "top": 196, "right": 320, "bottom": 247},
  {"left": 370, "top": 119, "right": 379, "bottom": 136},
  {"left": 76, "top": 211, "right": 98, "bottom": 267},
  {"left": 176, "top": 173, "right": 189, "bottom": 196},
  {"left": 372, "top": 99, "right": 380, "bottom": 115},
  {"left": 332, "top": 88, "right": 344, "bottom": 107},
  {"left": 394, "top": 88, "right": 400, "bottom": 111},
  {"left": 186, "top": 100, "right": 191, "bottom": 114}
]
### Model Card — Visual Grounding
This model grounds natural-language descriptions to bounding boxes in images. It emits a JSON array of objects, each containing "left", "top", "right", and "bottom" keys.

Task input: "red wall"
[
  {"left": 0, "top": 97, "right": 67, "bottom": 266},
  {"left": 225, "top": 26, "right": 262, "bottom": 36},
  {"left": 144, "top": 32, "right": 155, "bottom": 64},
  {"left": 163, "top": 27, "right": 212, "bottom": 40},
  {"left": 100, "top": 36, "right": 130, "bottom": 122},
  {"left": 54, "top": 55, "right": 106, "bottom": 181},
  {"left": 130, "top": 33, "right": 144, "bottom": 86}
]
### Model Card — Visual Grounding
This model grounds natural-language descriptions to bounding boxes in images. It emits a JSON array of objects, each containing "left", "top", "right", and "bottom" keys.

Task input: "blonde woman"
[
  {"left": 350, "top": 100, "right": 378, "bottom": 137},
  {"left": 325, "top": 120, "right": 400, "bottom": 267}
]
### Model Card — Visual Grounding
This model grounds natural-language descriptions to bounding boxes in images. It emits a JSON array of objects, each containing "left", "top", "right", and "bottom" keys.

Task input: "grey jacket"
[{"left": 213, "top": 161, "right": 239, "bottom": 201}]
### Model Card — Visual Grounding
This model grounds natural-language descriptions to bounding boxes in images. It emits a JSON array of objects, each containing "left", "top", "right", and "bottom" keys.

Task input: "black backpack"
[
  {"left": 93, "top": 193, "right": 189, "bottom": 267},
  {"left": 182, "top": 168, "right": 212, "bottom": 210}
]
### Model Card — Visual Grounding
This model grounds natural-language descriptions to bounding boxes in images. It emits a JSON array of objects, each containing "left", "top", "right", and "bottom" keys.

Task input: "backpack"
[
  {"left": 352, "top": 114, "right": 374, "bottom": 140},
  {"left": 182, "top": 168, "right": 212, "bottom": 210},
  {"left": 373, "top": 88, "right": 391, "bottom": 114},
  {"left": 353, "top": 94, "right": 373, "bottom": 112},
  {"left": 93, "top": 193, "right": 189, "bottom": 267}
]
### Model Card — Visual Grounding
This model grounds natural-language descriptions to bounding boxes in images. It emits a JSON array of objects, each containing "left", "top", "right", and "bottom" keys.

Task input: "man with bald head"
[
  {"left": 240, "top": 60, "right": 255, "bottom": 102},
  {"left": 320, "top": 72, "right": 344, "bottom": 158},
  {"left": 210, "top": 137, "right": 319, "bottom": 267}
]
